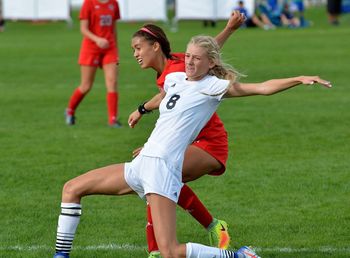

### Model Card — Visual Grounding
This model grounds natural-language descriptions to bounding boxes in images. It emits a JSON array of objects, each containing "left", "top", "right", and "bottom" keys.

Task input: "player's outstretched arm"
[
  {"left": 224, "top": 76, "right": 332, "bottom": 98},
  {"left": 215, "top": 10, "right": 246, "bottom": 49}
]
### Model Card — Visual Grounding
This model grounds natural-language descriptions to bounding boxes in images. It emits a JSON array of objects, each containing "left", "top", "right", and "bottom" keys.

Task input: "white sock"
[
  {"left": 55, "top": 203, "right": 82, "bottom": 254},
  {"left": 186, "top": 242, "right": 237, "bottom": 258}
]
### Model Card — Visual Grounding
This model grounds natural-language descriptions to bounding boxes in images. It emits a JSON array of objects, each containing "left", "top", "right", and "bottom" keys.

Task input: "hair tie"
[{"left": 140, "top": 27, "right": 158, "bottom": 39}]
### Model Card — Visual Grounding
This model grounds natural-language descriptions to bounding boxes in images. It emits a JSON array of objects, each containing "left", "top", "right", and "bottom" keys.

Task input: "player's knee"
[
  {"left": 79, "top": 84, "right": 92, "bottom": 94},
  {"left": 62, "top": 180, "right": 81, "bottom": 201}
]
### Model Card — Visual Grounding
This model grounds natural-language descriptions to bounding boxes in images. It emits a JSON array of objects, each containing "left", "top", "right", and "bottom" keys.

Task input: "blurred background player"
[{"left": 65, "top": 0, "right": 122, "bottom": 127}]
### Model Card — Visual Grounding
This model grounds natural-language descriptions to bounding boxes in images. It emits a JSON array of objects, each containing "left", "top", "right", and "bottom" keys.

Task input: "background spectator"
[
  {"left": 235, "top": 0, "right": 276, "bottom": 30},
  {"left": 257, "top": 0, "right": 301, "bottom": 28},
  {"left": 327, "top": 0, "right": 342, "bottom": 25}
]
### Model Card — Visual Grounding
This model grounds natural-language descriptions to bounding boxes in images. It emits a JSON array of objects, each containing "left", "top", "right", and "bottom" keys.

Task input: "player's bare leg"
[
  {"left": 62, "top": 163, "right": 132, "bottom": 203},
  {"left": 147, "top": 194, "right": 260, "bottom": 258},
  {"left": 182, "top": 145, "right": 222, "bottom": 182},
  {"left": 147, "top": 145, "right": 230, "bottom": 257},
  {"left": 103, "top": 63, "right": 121, "bottom": 127},
  {"left": 65, "top": 65, "right": 97, "bottom": 125},
  {"left": 147, "top": 194, "right": 186, "bottom": 258},
  {"left": 54, "top": 163, "right": 133, "bottom": 257}
]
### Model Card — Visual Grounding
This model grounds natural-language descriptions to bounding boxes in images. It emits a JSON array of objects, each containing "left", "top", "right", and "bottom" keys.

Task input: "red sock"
[
  {"left": 67, "top": 88, "right": 85, "bottom": 115},
  {"left": 146, "top": 203, "right": 159, "bottom": 253},
  {"left": 178, "top": 184, "right": 213, "bottom": 228},
  {"left": 107, "top": 92, "right": 118, "bottom": 124}
]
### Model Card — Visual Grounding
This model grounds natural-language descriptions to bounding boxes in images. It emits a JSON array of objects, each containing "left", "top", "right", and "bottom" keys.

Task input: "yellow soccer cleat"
[
  {"left": 208, "top": 218, "right": 231, "bottom": 249},
  {"left": 148, "top": 251, "right": 161, "bottom": 258}
]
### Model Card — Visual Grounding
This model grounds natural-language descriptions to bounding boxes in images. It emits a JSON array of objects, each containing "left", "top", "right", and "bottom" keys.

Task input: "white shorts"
[{"left": 124, "top": 155, "right": 183, "bottom": 203}]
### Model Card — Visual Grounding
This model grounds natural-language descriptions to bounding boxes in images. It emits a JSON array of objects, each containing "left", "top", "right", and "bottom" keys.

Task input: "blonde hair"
[{"left": 187, "top": 35, "right": 242, "bottom": 83}]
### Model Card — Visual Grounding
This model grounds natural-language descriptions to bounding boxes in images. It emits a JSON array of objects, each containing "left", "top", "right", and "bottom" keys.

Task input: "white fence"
[
  {"left": 2, "top": 0, "right": 257, "bottom": 22},
  {"left": 3, "top": 0, "right": 70, "bottom": 21},
  {"left": 118, "top": 0, "right": 167, "bottom": 21},
  {"left": 176, "top": 0, "right": 255, "bottom": 20},
  {"left": 2, "top": 0, "right": 167, "bottom": 22}
]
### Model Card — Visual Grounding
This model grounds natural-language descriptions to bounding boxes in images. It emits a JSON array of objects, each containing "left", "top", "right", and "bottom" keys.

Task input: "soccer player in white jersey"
[{"left": 53, "top": 35, "right": 331, "bottom": 258}]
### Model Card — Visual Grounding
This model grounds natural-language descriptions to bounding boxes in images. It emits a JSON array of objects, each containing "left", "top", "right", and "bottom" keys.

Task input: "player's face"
[
  {"left": 185, "top": 44, "right": 215, "bottom": 81},
  {"left": 131, "top": 36, "right": 159, "bottom": 69}
]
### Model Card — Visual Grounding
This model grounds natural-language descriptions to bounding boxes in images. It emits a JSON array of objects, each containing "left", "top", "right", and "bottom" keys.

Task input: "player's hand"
[
  {"left": 96, "top": 38, "right": 109, "bottom": 49},
  {"left": 132, "top": 146, "right": 143, "bottom": 158},
  {"left": 225, "top": 10, "right": 246, "bottom": 32},
  {"left": 299, "top": 76, "right": 332, "bottom": 88},
  {"left": 128, "top": 109, "right": 142, "bottom": 128}
]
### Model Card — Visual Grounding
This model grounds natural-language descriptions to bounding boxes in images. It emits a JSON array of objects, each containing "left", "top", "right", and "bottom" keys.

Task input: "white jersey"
[{"left": 140, "top": 72, "right": 230, "bottom": 171}]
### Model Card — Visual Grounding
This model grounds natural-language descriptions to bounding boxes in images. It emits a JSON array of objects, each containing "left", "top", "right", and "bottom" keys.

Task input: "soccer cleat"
[
  {"left": 109, "top": 120, "right": 122, "bottom": 128},
  {"left": 65, "top": 109, "right": 75, "bottom": 125},
  {"left": 237, "top": 246, "right": 261, "bottom": 258},
  {"left": 207, "top": 218, "right": 230, "bottom": 249},
  {"left": 148, "top": 251, "right": 161, "bottom": 258},
  {"left": 53, "top": 252, "right": 70, "bottom": 258}
]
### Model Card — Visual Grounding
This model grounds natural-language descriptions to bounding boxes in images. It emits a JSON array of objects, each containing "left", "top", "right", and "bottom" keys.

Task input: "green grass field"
[{"left": 0, "top": 7, "right": 349, "bottom": 258}]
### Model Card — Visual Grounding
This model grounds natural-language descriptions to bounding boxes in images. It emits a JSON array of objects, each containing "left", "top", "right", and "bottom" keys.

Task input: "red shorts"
[
  {"left": 78, "top": 46, "right": 119, "bottom": 67},
  {"left": 192, "top": 130, "right": 228, "bottom": 176}
]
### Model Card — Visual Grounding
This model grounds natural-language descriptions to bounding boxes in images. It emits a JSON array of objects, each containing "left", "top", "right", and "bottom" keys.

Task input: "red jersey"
[
  {"left": 80, "top": 0, "right": 120, "bottom": 51},
  {"left": 156, "top": 53, "right": 186, "bottom": 89},
  {"left": 156, "top": 53, "right": 228, "bottom": 155}
]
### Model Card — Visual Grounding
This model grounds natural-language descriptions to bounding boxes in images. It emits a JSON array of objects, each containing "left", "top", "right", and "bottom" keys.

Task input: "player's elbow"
[{"left": 259, "top": 84, "right": 274, "bottom": 96}]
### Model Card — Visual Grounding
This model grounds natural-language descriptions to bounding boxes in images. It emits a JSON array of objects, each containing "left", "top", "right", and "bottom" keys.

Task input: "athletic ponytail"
[{"left": 188, "top": 35, "right": 243, "bottom": 83}]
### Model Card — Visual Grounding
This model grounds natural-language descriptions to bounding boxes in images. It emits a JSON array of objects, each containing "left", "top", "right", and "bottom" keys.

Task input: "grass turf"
[{"left": 0, "top": 7, "right": 349, "bottom": 258}]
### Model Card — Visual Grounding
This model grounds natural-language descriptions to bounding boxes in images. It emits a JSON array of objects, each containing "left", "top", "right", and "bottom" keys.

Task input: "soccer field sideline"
[{"left": 2, "top": 244, "right": 350, "bottom": 254}]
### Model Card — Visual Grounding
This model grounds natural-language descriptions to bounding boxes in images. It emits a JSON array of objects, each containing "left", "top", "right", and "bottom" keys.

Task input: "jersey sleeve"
[
  {"left": 200, "top": 76, "right": 230, "bottom": 100},
  {"left": 79, "top": 0, "right": 91, "bottom": 20},
  {"left": 156, "top": 53, "right": 186, "bottom": 89},
  {"left": 114, "top": 0, "right": 121, "bottom": 20},
  {"left": 163, "top": 77, "right": 170, "bottom": 93}
]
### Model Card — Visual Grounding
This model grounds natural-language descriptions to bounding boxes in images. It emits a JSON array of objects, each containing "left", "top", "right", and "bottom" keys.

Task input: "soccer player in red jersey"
[
  {"left": 128, "top": 11, "right": 246, "bottom": 257},
  {"left": 65, "top": 0, "right": 122, "bottom": 127}
]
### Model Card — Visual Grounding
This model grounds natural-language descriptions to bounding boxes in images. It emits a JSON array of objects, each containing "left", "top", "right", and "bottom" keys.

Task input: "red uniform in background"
[
  {"left": 65, "top": 0, "right": 122, "bottom": 127},
  {"left": 79, "top": 0, "right": 120, "bottom": 67}
]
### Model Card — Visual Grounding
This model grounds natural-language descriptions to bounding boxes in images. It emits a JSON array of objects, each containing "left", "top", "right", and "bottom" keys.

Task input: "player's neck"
[{"left": 154, "top": 55, "right": 168, "bottom": 76}]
